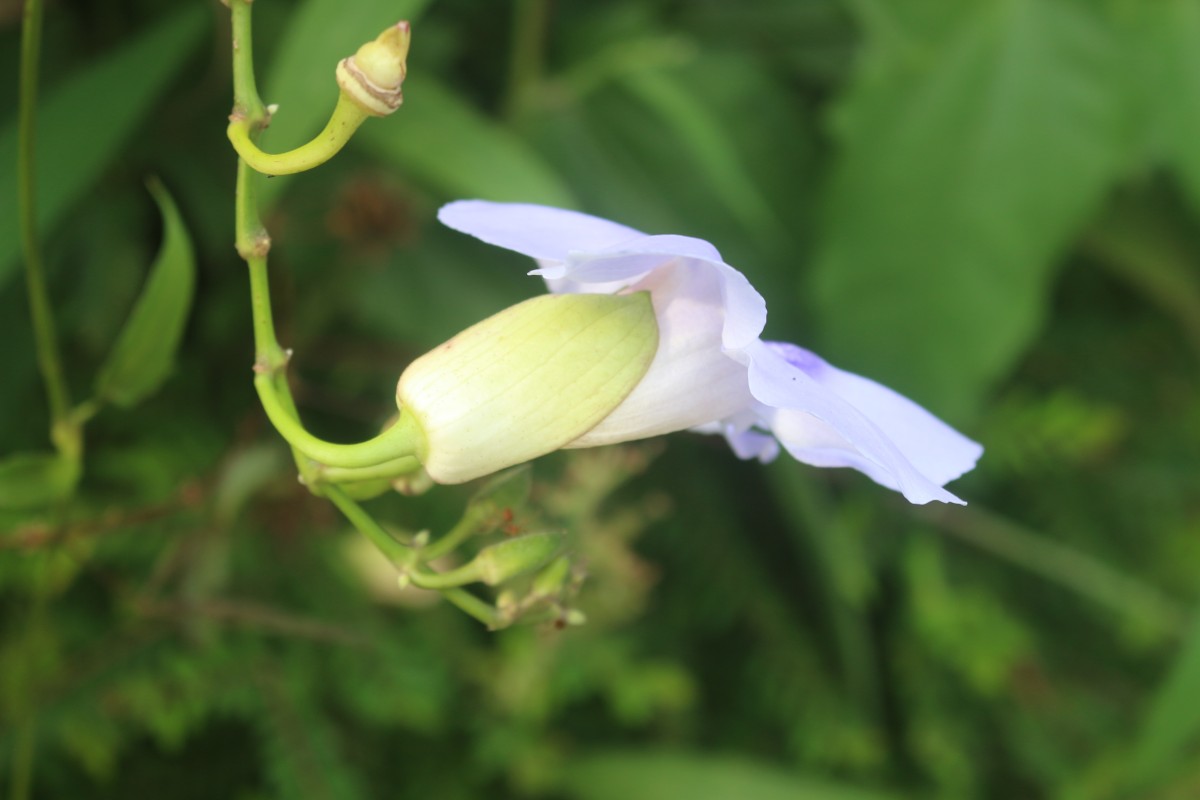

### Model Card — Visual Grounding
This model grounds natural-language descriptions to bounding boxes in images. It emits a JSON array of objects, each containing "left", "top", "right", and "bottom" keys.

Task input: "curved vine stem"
[{"left": 228, "top": 93, "right": 369, "bottom": 176}]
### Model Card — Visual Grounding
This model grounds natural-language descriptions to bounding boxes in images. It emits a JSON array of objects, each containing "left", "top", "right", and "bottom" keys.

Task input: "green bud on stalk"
[{"left": 397, "top": 292, "right": 658, "bottom": 483}]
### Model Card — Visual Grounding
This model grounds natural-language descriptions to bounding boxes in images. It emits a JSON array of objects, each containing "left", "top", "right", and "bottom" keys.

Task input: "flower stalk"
[
  {"left": 227, "top": 21, "right": 409, "bottom": 176},
  {"left": 322, "top": 485, "right": 501, "bottom": 628},
  {"left": 226, "top": 4, "right": 531, "bottom": 628},
  {"left": 228, "top": 0, "right": 422, "bottom": 480}
]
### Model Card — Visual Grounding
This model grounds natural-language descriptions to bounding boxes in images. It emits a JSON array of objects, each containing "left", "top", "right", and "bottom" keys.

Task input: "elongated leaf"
[
  {"left": 0, "top": 6, "right": 206, "bottom": 288},
  {"left": 0, "top": 451, "right": 80, "bottom": 510},
  {"left": 562, "top": 751, "right": 897, "bottom": 800},
  {"left": 94, "top": 180, "right": 195, "bottom": 407},
  {"left": 1124, "top": 611, "right": 1200, "bottom": 791},
  {"left": 354, "top": 78, "right": 576, "bottom": 206},
  {"left": 257, "top": 0, "right": 434, "bottom": 207},
  {"left": 809, "top": 0, "right": 1122, "bottom": 420}
]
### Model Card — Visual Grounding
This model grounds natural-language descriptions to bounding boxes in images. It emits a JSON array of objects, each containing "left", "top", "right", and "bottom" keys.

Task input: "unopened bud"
[
  {"left": 397, "top": 293, "right": 658, "bottom": 484},
  {"left": 336, "top": 21, "right": 411, "bottom": 117},
  {"left": 530, "top": 555, "right": 572, "bottom": 600},
  {"left": 474, "top": 532, "right": 563, "bottom": 586},
  {"left": 467, "top": 465, "right": 532, "bottom": 527}
]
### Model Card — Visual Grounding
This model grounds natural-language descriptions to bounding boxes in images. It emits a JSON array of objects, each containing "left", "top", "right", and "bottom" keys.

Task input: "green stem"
[
  {"left": 230, "top": 0, "right": 420, "bottom": 477},
  {"left": 408, "top": 560, "right": 483, "bottom": 590},
  {"left": 229, "top": 93, "right": 369, "bottom": 176},
  {"left": 230, "top": 0, "right": 266, "bottom": 126},
  {"left": 439, "top": 587, "right": 503, "bottom": 629},
  {"left": 420, "top": 508, "right": 485, "bottom": 562},
  {"left": 324, "top": 484, "right": 416, "bottom": 564},
  {"left": 323, "top": 486, "right": 501, "bottom": 628},
  {"left": 18, "top": 0, "right": 72, "bottom": 449},
  {"left": 245, "top": 254, "right": 285, "bottom": 369},
  {"left": 254, "top": 380, "right": 423, "bottom": 468}
]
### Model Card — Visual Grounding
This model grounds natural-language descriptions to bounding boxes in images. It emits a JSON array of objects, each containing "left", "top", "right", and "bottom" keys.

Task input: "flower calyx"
[{"left": 396, "top": 292, "right": 659, "bottom": 484}]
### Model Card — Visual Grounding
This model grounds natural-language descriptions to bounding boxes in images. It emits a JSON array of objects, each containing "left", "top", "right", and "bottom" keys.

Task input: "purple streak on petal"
[
  {"left": 769, "top": 342, "right": 825, "bottom": 375},
  {"left": 438, "top": 201, "right": 644, "bottom": 262},
  {"left": 746, "top": 341, "right": 967, "bottom": 505}
]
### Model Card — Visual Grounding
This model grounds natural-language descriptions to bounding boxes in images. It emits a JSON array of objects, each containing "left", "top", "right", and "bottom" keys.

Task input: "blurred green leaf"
[
  {"left": 1084, "top": 192, "right": 1200, "bottom": 357},
  {"left": 255, "top": 654, "right": 370, "bottom": 800},
  {"left": 618, "top": 68, "right": 782, "bottom": 242},
  {"left": 1125, "top": 611, "right": 1200, "bottom": 792},
  {"left": 0, "top": 6, "right": 206, "bottom": 288},
  {"left": 1117, "top": 0, "right": 1200, "bottom": 213},
  {"left": 561, "top": 750, "right": 898, "bottom": 800},
  {"left": 258, "top": 0, "right": 434, "bottom": 207},
  {"left": 1158, "top": 2, "right": 1200, "bottom": 214},
  {"left": 810, "top": 0, "right": 1122, "bottom": 419},
  {"left": 468, "top": 465, "right": 532, "bottom": 521},
  {"left": 355, "top": 77, "right": 576, "bottom": 206},
  {"left": 0, "top": 450, "right": 80, "bottom": 510},
  {"left": 95, "top": 179, "right": 195, "bottom": 407}
]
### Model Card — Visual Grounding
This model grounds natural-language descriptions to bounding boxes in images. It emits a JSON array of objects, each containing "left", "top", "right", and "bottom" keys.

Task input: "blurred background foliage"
[{"left": 2, "top": 0, "right": 1200, "bottom": 797}]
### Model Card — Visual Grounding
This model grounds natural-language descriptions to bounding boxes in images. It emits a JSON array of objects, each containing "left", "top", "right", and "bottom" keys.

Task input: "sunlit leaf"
[
  {"left": 562, "top": 750, "right": 898, "bottom": 800},
  {"left": 0, "top": 6, "right": 207, "bottom": 288},
  {"left": 809, "top": 0, "right": 1123, "bottom": 420},
  {"left": 354, "top": 78, "right": 576, "bottom": 207},
  {"left": 0, "top": 451, "right": 80, "bottom": 510},
  {"left": 95, "top": 179, "right": 195, "bottom": 407},
  {"left": 1116, "top": 0, "right": 1200, "bottom": 215}
]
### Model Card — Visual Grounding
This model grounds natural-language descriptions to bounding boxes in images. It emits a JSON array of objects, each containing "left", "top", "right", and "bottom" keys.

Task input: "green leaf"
[
  {"left": 809, "top": 0, "right": 1123, "bottom": 420},
  {"left": 561, "top": 750, "right": 898, "bottom": 800},
  {"left": 617, "top": 68, "right": 781, "bottom": 242},
  {"left": 94, "top": 179, "right": 195, "bottom": 407},
  {"left": 1116, "top": 0, "right": 1200, "bottom": 214},
  {"left": 0, "top": 6, "right": 207, "bottom": 289},
  {"left": 1084, "top": 192, "right": 1200, "bottom": 357},
  {"left": 257, "top": 0, "right": 434, "bottom": 208},
  {"left": 1125, "top": 611, "right": 1200, "bottom": 792},
  {"left": 0, "top": 451, "right": 80, "bottom": 510},
  {"left": 354, "top": 77, "right": 576, "bottom": 206}
]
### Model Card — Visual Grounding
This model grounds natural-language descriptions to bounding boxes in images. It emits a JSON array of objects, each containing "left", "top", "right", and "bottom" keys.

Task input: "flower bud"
[
  {"left": 530, "top": 555, "right": 573, "bottom": 600},
  {"left": 397, "top": 292, "right": 658, "bottom": 483},
  {"left": 336, "top": 21, "right": 411, "bottom": 117},
  {"left": 474, "top": 532, "right": 564, "bottom": 586},
  {"left": 466, "top": 465, "right": 531, "bottom": 527}
]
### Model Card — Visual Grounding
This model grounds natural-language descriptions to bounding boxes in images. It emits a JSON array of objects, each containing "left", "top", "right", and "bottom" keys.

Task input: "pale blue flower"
[{"left": 438, "top": 200, "right": 982, "bottom": 505}]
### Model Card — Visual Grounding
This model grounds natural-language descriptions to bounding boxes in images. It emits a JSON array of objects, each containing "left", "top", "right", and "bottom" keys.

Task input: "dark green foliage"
[{"left": 3, "top": 0, "right": 1200, "bottom": 798}]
